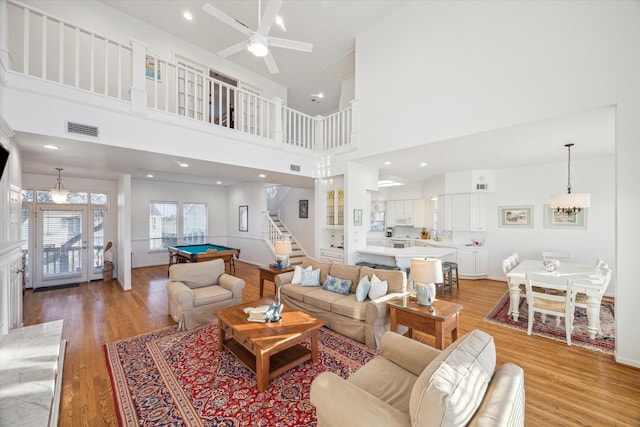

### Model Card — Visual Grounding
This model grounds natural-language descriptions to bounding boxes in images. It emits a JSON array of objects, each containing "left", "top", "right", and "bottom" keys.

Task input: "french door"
[{"left": 35, "top": 206, "right": 89, "bottom": 288}]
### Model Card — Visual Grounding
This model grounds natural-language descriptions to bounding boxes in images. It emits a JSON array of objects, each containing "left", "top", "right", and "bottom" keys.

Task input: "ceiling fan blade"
[
  {"left": 218, "top": 41, "right": 247, "bottom": 58},
  {"left": 268, "top": 37, "right": 313, "bottom": 53},
  {"left": 264, "top": 52, "right": 279, "bottom": 74},
  {"left": 202, "top": 3, "right": 252, "bottom": 37},
  {"left": 257, "top": 0, "right": 283, "bottom": 35}
]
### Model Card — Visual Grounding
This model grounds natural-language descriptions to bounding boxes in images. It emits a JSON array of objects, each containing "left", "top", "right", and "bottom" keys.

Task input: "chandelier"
[
  {"left": 51, "top": 168, "right": 68, "bottom": 204},
  {"left": 550, "top": 143, "right": 590, "bottom": 214}
]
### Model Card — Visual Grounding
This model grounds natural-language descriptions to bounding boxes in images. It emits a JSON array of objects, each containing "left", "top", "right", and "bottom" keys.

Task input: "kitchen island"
[{"left": 356, "top": 246, "right": 457, "bottom": 271}]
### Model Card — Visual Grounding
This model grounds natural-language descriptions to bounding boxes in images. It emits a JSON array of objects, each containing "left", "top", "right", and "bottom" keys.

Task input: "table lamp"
[
  {"left": 410, "top": 257, "right": 443, "bottom": 309},
  {"left": 274, "top": 240, "right": 292, "bottom": 268}
]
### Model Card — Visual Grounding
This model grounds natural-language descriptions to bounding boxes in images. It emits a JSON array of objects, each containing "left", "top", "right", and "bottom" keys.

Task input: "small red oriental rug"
[
  {"left": 104, "top": 324, "right": 377, "bottom": 426},
  {"left": 483, "top": 291, "right": 615, "bottom": 354}
]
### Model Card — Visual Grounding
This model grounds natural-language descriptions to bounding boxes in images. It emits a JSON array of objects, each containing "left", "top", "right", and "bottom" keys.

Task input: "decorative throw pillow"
[
  {"left": 291, "top": 265, "right": 312, "bottom": 285},
  {"left": 355, "top": 275, "right": 371, "bottom": 302},
  {"left": 368, "top": 274, "right": 388, "bottom": 300},
  {"left": 322, "top": 274, "right": 352, "bottom": 295},
  {"left": 300, "top": 268, "right": 321, "bottom": 287}
]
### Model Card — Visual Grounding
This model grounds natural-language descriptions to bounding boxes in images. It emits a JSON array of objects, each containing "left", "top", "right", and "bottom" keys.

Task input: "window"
[
  {"left": 183, "top": 203, "right": 207, "bottom": 244},
  {"left": 149, "top": 202, "right": 178, "bottom": 250},
  {"left": 370, "top": 211, "right": 386, "bottom": 232}
]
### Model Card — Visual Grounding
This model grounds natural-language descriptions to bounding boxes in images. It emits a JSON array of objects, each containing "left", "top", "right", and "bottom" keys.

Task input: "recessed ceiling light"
[
  {"left": 183, "top": 11, "right": 193, "bottom": 21},
  {"left": 44, "top": 144, "right": 59, "bottom": 150},
  {"left": 259, "top": 174, "right": 266, "bottom": 178},
  {"left": 146, "top": 174, "right": 154, "bottom": 178},
  {"left": 178, "top": 162, "right": 189, "bottom": 168},
  {"left": 384, "top": 161, "right": 391, "bottom": 165},
  {"left": 216, "top": 181, "right": 222, "bottom": 185},
  {"left": 419, "top": 162, "right": 427, "bottom": 167}
]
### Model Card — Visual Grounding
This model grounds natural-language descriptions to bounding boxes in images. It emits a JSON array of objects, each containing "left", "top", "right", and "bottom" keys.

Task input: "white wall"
[
  {"left": 117, "top": 174, "right": 131, "bottom": 290},
  {"left": 277, "top": 186, "right": 315, "bottom": 258},
  {"left": 345, "top": 162, "right": 379, "bottom": 264},
  {"left": 356, "top": 0, "right": 640, "bottom": 366},
  {"left": 130, "top": 178, "right": 228, "bottom": 268},
  {"left": 0, "top": 135, "right": 21, "bottom": 242}
]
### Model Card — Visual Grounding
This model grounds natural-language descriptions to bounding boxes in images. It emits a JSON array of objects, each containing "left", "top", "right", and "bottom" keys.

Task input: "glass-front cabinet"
[{"left": 326, "top": 189, "right": 344, "bottom": 227}]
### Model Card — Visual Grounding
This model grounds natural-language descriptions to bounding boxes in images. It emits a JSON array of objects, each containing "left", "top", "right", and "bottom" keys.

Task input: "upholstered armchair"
[
  {"left": 166, "top": 259, "right": 245, "bottom": 330},
  {"left": 310, "top": 329, "right": 525, "bottom": 427}
]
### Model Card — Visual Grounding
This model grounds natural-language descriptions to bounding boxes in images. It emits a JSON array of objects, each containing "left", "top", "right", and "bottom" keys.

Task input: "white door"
[{"left": 35, "top": 206, "right": 89, "bottom": 288}]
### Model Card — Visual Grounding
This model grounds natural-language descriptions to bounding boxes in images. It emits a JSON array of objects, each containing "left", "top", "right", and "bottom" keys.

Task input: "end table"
[{"left": 258, "top": 265, "right": 295, "bottom": 297}]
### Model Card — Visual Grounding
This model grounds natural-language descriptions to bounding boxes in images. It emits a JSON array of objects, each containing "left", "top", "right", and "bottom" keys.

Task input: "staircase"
[{"left": 266, "top": 212, "right": 306, "bottom": 266}]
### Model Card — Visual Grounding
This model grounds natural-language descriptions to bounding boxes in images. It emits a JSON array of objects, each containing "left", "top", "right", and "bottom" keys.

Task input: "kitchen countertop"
[
  {"left": 375, "top": 238, "right": 483, "bottom": 249},
  {"left": 357, "top": 245, "right": 457, "bottom": 257}
]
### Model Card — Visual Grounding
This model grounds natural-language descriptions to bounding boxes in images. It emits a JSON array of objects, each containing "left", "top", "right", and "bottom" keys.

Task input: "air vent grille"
[
  {"left": 290, "top": 164, "right": 301, "bottom": 172},
  {"left": 476, "top": 183, "right": 488, "bottom": 191},
  {"left": 67, "top": 121, "right": 98, "bottom": 137}
]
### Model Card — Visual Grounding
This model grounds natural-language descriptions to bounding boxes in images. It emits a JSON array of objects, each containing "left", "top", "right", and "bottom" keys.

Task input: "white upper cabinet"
[{"left": 437, "top": 193, "right": 486, "bottom": 231}]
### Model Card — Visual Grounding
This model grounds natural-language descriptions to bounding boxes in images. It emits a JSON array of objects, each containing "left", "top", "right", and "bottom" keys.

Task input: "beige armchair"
[
  {"left": 311, "top": 329, "right": 525, "bottom": 427},
  {"left": 166, "top": 259, "right": 245, "bottom": 330}
]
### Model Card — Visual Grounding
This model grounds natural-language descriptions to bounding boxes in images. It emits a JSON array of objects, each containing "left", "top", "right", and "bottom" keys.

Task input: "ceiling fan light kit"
[
  {"left": 550, "top": 143, "right": 590, "bottom": 214},
  {"left": 202, "top": 0, "right": 313, "bottom": 73}
]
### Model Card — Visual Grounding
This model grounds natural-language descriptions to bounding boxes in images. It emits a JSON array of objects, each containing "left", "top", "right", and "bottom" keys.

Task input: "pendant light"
[
  {"left": 550, "top": 143, "right": 590, "bottom": 214},
  {"left": 51, "top": 168, "right": 68, "bottom": 204}
]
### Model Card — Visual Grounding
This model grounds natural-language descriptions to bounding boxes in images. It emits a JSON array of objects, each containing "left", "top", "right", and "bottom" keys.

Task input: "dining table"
[{"left": 506, "top": 259, "right": 605, "bottom": 339}]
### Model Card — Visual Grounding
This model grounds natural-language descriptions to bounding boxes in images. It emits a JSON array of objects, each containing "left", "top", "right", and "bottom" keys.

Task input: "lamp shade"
[
  {"left": 247, "top": 33, "right": 268, "bottom": 57},
  {"left": 274, "top": 240, "right": 292, "bottom": 256},
  {"left": 410, "top": 258, "right": 443, "bottom": 284},
  {"left": 550, "top": 192, "right": 590, "bottom": 210},
  {"left": 51, "top": 188, "right": 68, "bottom": 204}
]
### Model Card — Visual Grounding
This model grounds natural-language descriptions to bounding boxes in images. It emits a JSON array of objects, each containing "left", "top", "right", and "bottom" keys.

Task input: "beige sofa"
[
  {"left": 311, "top": 329, "right": 525, "bottom": 427},
  {"left": 166, "top": 259, "right": 245, "bottom": 330},
  {"left": 274, "top": 257, "right": 407, "bottom": 348}
]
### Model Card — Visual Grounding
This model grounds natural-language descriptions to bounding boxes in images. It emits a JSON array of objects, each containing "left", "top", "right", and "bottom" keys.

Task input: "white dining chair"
[
  {"left": 542, "top": 250, "right": 572, "bottom": 261},
  {"left": 525, "top": 272, "right": 577, "bottom": 346},
  {"left": 574, "top": 265, "right": 612, "bottom": 336},
  {"left": 503, "top": 257, "right": 526, "bottom": 304}
]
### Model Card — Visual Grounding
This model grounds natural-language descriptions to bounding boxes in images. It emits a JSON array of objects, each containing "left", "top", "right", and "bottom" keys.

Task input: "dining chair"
[
  {"left": 542, "top": 250, "right": 572, "bottom": 261},
  {"left": 503, "top": 257, "right": 526, "bottom": 304},
  {"left": 574, "top": 265, "right": 612, "bottom": 336},
  {"left": 511, "top": 252, "right": 520, "bottom": 265},
  {"left": 525, "top": 272, "right": 577, "bottom": 345}
]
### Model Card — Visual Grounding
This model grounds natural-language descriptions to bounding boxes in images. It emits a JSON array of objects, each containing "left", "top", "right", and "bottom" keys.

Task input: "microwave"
[{"left": 395, "top": 216, "right": 413, "bottom": 226}]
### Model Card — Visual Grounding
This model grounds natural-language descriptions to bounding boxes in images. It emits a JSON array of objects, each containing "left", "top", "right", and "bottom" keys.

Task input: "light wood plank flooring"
[{"left": 23, "top": 262, "right": 640, "bottom": 426}]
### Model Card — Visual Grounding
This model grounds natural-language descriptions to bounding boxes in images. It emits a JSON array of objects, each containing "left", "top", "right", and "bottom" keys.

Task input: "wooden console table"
[{"left": 388, "top": 296, "right": 462, "bottom": 350}]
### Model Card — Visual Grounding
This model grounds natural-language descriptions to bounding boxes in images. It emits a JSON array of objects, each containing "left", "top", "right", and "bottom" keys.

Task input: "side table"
[
  {"left": 387, "top": 296, "right": 463, "bottom": 350},
  {"left": 258, "top": 265, "right": 295, "bottom": 297}
]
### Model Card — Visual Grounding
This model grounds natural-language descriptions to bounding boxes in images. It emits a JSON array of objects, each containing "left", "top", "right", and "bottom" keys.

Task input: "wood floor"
[{"left": 23, "top": 261, "right": 640, "bottom": 426}]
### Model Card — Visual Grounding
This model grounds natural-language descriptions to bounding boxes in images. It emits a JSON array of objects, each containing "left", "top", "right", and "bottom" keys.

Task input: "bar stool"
[
  {"left": 439, "top": 264, "right": 453, "bottom": 296},
  {"left": 442, "top": 261, "right": 459, "bottom": 289}
]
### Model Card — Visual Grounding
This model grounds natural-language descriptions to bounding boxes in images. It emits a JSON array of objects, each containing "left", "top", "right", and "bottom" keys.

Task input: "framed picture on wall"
[
  {"left": 239, "top": 205, "right": 248, "bottom": 232},
  {"left": 145, "top": 55, "right": 162, "bottom": 81},
  {"left": 498, "top": 205, "right": 533, "bottom": 228},
  {"left": 299, "top": 200, "right": 308, "bottom": 218},
  {"left": 543, "top": 204, "right": 587, "bottom": 229},
  {"left": 354, "top": 209, "right": 363, "bottom": 226}
]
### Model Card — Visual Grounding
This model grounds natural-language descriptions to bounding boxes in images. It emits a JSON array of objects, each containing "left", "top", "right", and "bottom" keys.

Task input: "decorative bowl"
[{"left": 543, "top": 259, "right": 560, "bottom": 272}]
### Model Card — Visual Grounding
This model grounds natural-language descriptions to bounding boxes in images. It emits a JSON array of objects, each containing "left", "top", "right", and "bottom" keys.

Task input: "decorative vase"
[{"left": 415, "top": 282, "right": 436, "bottom": 306}]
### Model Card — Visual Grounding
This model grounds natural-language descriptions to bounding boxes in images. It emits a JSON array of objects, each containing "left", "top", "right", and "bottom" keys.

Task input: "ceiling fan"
[{"left": 202, "top": 0, "right": 313, "bottom": 74}]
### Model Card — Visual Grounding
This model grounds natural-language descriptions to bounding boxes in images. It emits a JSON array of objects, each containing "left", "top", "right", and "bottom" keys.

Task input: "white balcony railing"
[{"left": 4, "top": 0, "right": 354, "bottom": 152}]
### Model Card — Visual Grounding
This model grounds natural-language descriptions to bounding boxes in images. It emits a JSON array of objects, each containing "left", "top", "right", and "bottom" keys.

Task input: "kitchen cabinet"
[
  {"left": 387, "top": 199, "right": 425, "bottom": 226},
  {"left": 326, "top": 189, "right": 344, "bottom": 227},
  {"left": 457, "top": 247, "right": 488, "bottom": 279},
  {"left": 319, "top": 247, "right": 344, "bottom": 264},
  {"left": 413, "top": 199, "right": 426, "bottom": 228},
  {"left": 437, "top": 194, "right": 486, "bottom": 231}
]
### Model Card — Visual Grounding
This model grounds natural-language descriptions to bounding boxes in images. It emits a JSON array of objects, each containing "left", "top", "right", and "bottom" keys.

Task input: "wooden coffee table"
[
  {"left": 216, "top": 298, "right": 324, "bottom": 392},
  {"left": 388, "top": 296, "right": 463, "bottom": 350}
]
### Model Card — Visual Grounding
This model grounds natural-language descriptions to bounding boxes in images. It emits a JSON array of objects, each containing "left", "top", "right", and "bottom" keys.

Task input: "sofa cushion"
[
  {"left": 280, "top": 283, "right": 319, "bottom": 302},
  {"left": 192, "top": 285, "right": 232, "bottom": 307},
  {"left": 355, "top": 275, "right": 371, "bottom": 302},
  {"left": 409, "top": 329, "right": 496, "bottom": 426},
  {"left": 328, "top": 264, "right": 361, "bottom": 292},
  {"left": 368, "top": 274, "right": 388, "bottom": 300},
  {"left": 360, "top": 266, "right": 406, "bottom": 294},
  {"left": 301, "top": 268, "right": 321, "bottom": 287},
  {"left": 303, "top": 288, "right": 344, "bottom": 311},
  {"left": 302, "top": 259, "right": 333, "bottom": 285},
  {"left": 331, "top": 294, "right": 368, "bottom": 321},
  {"left": 291, "top": 265, "right": 312, "bottom": 285},
  {"left": 169, "top": 259, "right": 224, "bottom": 289},
  {"left": 323, "top": 274, "right": 352, "bottom": 295}
]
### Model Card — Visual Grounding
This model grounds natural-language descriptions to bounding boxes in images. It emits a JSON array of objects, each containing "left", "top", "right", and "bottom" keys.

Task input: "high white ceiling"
[{"left": 15, "top": 1, "right": 615, "bottom": 189}]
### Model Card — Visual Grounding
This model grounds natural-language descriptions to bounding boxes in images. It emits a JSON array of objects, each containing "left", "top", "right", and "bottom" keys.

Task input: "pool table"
[{"left": 168, "top": 244, "right": 241, "bottom": 274}]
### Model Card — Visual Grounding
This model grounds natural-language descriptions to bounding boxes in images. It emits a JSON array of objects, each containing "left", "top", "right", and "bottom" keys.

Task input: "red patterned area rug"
[
  {"left": 483, "top": 292, "right": 615, "bottom": 354},
  {"left": 104, "top": 324, "right": 377, "bottom": 426}
]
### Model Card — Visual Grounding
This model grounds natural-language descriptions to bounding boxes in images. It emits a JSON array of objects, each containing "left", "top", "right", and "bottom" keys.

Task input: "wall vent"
[
  {"left": 476, "top": 183, "right": 489, "bottom": 191},
  {"left": 67, "top": 121, "right": 99, "bottom": 137},
  {"left": 290, "top": 164, "right": 301, "bottom": 172}
]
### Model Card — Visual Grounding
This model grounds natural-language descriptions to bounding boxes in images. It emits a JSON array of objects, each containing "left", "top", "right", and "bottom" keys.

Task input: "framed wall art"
[
  {"left": 499, "top": 205, "right": 533, "bottom": 228},
  {"left": 543, "top": 204, "right": 587, "bottom": 229},
  {"left": 239, "top": 205, "right": 248, "bottom": 232},
  {"left": 353, "top": 209, "right": 363, "bottom": 226},
  {"left": 145, "top": 55, "right": 162, "bottom": 81},
  {"left": 299, "top": 200, "right": 308, "bottom": 218}
]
